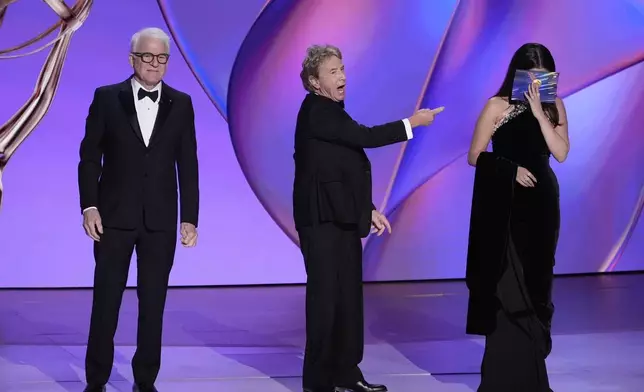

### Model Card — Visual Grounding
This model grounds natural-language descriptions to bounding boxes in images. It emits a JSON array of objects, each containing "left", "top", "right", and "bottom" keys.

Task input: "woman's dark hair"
[{"left": 495, "top": 43, "right": 560, "bottom": 125}]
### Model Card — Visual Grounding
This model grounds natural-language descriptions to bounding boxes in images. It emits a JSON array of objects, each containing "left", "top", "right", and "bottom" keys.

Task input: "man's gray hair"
[
  {"left": 130, "top": 27, "right": 170, "bottom": 52},
  {"left": 300, "top": 44, "right": 342, "bottom": 93}
]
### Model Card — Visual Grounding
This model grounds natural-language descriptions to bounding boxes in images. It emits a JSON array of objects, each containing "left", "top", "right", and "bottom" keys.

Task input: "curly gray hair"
[{"left": 300, "top": 44, "right": 343, "bottom": 93}]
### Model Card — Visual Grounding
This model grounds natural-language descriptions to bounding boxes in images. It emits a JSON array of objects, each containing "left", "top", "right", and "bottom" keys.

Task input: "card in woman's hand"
[{"left": 511, "top": 70, "right": 559, "bottom": 103}]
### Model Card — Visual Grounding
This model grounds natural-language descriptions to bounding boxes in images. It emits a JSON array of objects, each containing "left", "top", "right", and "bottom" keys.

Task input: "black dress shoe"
[
  {"left": 83, "top": 386, "right": 105, "bottom": 392},
  {"left": 336, "top": 380, "right": 388, "bottom": 392},
  {"left": 133, "top": 385, "right": 158, "bottom": 392}
]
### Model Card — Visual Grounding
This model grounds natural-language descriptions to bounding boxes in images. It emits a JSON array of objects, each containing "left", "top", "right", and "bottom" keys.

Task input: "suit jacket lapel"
[
  {"left": 118, "top": 79, "right": 145, "bottom": 145},
  {"left": 148, "top": 86, "right": 173, "bottom": 149}
]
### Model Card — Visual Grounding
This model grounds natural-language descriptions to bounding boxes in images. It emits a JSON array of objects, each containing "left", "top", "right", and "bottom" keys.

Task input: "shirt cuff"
[
  {"left": 83, "top": 206, "right": 97, "bottom": 213},
  {"left": 402, "top": 118, "right": 413, "bottom": 140}
]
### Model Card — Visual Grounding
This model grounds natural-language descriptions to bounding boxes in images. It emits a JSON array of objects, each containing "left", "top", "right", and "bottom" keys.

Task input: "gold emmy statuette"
[{"left": 0, "top": 0, "right": 93, "bottom": 209}]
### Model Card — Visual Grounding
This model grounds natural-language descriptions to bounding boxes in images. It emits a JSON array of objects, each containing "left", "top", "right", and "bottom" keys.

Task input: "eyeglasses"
[{"left": 131, "top": 52, "right": 170, "bottom": 64}]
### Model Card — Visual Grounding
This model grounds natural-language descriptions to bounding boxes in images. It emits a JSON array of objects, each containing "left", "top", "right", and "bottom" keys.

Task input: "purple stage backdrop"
[{"left": 0, "top": 0, "right": 643, "bottom": 288}]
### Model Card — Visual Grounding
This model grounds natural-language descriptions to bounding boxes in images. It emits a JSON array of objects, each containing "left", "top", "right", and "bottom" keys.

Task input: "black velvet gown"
[{"left": 466, "top": 102, "right": 560, "bottom": 392}]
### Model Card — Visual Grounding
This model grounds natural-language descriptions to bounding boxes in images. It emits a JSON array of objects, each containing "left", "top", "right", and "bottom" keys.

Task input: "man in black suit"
[
  {"left": 293, "top": 44, "right": 444, "bottom": 392},
  {"left": 78, "top": 27, "right": 199, "bottom": 392}
]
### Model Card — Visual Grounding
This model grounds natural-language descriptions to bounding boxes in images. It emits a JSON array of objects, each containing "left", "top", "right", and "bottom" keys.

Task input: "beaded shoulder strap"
[{"left": 492, "top": 103, "right": 528, "bottom": 135}]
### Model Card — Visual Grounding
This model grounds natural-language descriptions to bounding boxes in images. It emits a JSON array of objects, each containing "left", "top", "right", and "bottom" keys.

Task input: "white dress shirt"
[
  {"left": 131, "top": 78, "right": 161, "bottom": 147},
  {"left": 83, "top": 79, "right": 162, "bottom": 214},
  {"left": 402, "top": 118, "right": 413, "bottom": 140}
]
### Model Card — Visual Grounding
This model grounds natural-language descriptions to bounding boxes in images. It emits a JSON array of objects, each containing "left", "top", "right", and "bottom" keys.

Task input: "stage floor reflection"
[{"left": 1, "top": 273, "right": 643, "bottom": 391}]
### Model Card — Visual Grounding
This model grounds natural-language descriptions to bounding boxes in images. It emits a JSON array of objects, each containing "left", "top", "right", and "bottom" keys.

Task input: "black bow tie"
[{"left": 137, "top": 88, "right": 159, "bottom": 102}]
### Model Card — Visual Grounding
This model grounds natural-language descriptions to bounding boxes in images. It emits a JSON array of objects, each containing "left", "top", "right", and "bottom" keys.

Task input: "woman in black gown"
[{"left": 465, "top": 43, "right": 570, "bottom": 392}]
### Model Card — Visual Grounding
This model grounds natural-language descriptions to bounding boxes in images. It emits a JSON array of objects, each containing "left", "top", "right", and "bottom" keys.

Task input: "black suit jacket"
[
  {"left": 78, "top": 77, "right": 199, "bottom": 231},
  {"left": 293, "top": 93, "right": 408, "bottom": 238}
]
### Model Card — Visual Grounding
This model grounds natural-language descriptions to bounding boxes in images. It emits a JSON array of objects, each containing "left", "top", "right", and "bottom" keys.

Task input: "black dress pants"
[
  {"left": 298, "top": 223, "right": 365, "bottom": 389},
  {"left": 85, "top": 218, "right": 176, "bottom": 387}
]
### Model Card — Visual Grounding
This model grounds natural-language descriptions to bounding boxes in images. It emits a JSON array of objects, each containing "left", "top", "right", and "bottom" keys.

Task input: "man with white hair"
[{"left": 78, "top": 27, "right": 199, "bottom": 392}]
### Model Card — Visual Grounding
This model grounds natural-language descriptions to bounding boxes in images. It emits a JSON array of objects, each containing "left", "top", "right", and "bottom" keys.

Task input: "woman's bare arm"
[{"left": 467, "top": 97, "right": 507, "bottom": 166}]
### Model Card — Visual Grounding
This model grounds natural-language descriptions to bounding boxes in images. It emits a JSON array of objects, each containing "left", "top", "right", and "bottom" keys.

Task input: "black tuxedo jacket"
[
  {"left": 78, "top": 77, "right": 199, "bottom": 231},
  {"left": 292, "top": 93, "right": 408, "bottom": 238}
]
